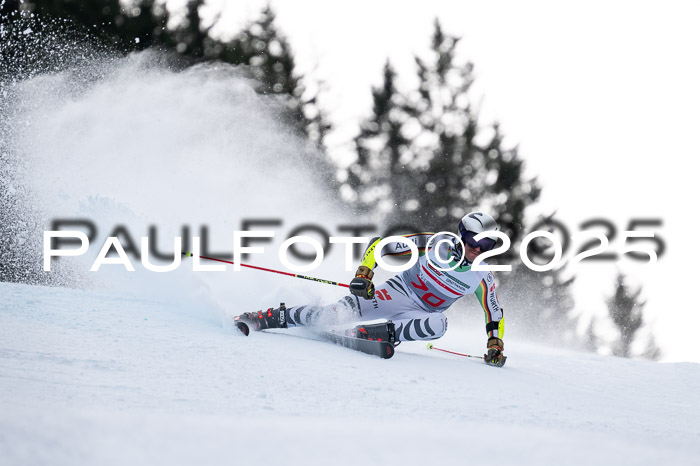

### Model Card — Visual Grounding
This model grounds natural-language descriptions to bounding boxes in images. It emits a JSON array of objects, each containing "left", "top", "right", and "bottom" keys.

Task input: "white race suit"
[{"left": 284, "top": 234, "right": 504, "bottom": 342}]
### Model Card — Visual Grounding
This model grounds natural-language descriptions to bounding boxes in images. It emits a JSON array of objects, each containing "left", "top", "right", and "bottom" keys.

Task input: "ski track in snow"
[{"left": 0, "top": 282, "right": 698, "bottom": 466}]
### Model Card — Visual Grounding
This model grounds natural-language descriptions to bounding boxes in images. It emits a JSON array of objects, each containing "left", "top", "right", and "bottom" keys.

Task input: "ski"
[
  {"left": 235, "top": 321, "right": 251, "bottom": 336},
  {"left": 316, "top": 330, "right": 396, "bottom": 359},
  {"left": 234, "top": 318, "right": 395, "bottom": 359}
]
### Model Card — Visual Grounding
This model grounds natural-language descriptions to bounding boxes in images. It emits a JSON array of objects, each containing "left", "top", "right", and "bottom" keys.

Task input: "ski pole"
[
  {"left": 426, "top": 342, "right": 483, "bottom": 360},
  {"left": 182, "top": 252, "right": 350, "bottom": 288}
]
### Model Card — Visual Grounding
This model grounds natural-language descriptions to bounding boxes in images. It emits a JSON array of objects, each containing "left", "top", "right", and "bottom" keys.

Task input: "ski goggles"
[{"left": 459, "top": 224, "right": 498, "bottom": 251}]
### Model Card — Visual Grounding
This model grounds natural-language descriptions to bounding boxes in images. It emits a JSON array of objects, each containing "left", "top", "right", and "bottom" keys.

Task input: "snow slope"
[
  {"left": 1, "top": 281, "right": 698, "bottom": 466},
  {"left": 2, "top": 39, "right": 698, "bottom": 466}
]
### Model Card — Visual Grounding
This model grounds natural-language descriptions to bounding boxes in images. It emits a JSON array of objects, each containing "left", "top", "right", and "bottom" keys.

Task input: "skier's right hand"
[{"left": 349, "top": 266, "right": 375, "bottom": 300}]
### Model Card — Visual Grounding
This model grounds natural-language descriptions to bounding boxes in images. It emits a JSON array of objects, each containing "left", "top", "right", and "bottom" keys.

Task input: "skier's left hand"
[{"left": 484, "top": 337, "right": 506, "bottom": 367}]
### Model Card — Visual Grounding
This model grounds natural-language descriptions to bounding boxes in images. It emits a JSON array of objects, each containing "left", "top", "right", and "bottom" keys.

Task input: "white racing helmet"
[{"left": 458, "top": 212, "right": 499, "bottom": 251}]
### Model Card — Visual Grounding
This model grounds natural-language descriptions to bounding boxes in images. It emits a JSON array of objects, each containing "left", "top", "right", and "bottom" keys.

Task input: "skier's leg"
[
  {"left": 389, "top": 311, "right": 448, "bottom": 342},
  {"left": 352, "top": 281, "right": 448, "bottom": 342},
  {"left": 235, "top": 296, "right": 360, "bottom": 333},
  {"left": 285, "top": 295, "right": 360, "bottom": 327},
  {"left": 250, "top": 278, "right": 447, "bottom": 342}
]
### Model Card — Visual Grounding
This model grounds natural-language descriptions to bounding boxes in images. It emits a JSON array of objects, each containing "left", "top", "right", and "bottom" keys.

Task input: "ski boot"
[
  {"left": 234, "top": 303, "right": 288, "bottom": 336},
  {"left": 346, "top": 321, "right": 397, "bottom": 346}
]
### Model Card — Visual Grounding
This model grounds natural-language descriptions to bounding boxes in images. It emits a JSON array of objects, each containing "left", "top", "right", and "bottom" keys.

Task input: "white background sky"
[{"left": 197, "top": 0, "right": 699, "bottom": 360}]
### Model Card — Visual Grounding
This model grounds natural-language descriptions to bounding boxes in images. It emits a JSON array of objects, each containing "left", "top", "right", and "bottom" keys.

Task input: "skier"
[{"left": 235, "top": 211, "right": 506, "bottom": 366}]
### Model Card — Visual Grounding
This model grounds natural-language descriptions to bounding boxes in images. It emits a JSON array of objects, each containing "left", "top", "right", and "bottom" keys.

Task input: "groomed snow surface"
[{"left": 1, "top": 281, "right": 698, "bottom": 466}]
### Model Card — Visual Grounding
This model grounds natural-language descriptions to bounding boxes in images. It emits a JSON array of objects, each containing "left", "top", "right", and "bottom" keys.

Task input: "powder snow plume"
[{"left": 1, "top": 21, "right": 348, "bottom": 324}]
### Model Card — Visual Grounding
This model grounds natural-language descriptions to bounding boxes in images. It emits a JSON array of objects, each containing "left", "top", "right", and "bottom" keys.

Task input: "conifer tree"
[
  {"left": 1, "top": 1, "right": 338, "bottom": 284},
  {"left": 347, "top": 20, "right": 575, "bottom": 344},
  {"left": 15, "top": 0, "right": 169, "bottom": 51},
  {"left": 349, "top": 60, "right": 410, "bottom": 215},
  {"left": 170, "top": 0, "right": 209, "bottom": 58},
  {"left": 7, "top": 1, "right": 333, "bottom": 167},
  {"left": 224, "top": 6, "right": 330, "bottom": 148},
  {"left": 481, "top": 124, "right": 541, "bottom": 262},
  {"left": 642, "top": 335, "right": 661, "bottom": 361},
  {"left": 607, "top": 273, "right": 646, "bottom": 358},
  {"left": 349, "top": 20, "right": 542, "bottom": 241},
  {"left": 583, "top": 318, "right": 598, "bottom": 353},
  {"left": 400, "top": 20, "right": 482, "bottom": 232},
  {"left": 13, "top": 1, "right": 330, "bottom": 149}
]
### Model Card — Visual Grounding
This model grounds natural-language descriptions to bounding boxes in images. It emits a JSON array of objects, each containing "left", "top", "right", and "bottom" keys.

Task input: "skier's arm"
[
  {"left": 360, "top": 233, "right": 437, "bottom": 268},
  {"left": 474, "top": 272, "right": 503, "bottom": 338},
  {"left": 349, "top": 237, "right": 382, "bottom": 299},
  {"left": 359, "top": 236, "right": 382, "bottom": 270},
  {"left": 349, "top": 234, "right": 438, "bottom": 299},
  {"left": 474, "top": 272, "right": 506, "bottom": 366}
]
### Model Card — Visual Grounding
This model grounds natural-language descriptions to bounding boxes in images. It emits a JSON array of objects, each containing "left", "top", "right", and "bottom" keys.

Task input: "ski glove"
[
  {"left": 349, "top": 265, "right": 375, "bottom": 300},
  {"left": 484, "top": 337, "right": 506, "bottom": 367}
]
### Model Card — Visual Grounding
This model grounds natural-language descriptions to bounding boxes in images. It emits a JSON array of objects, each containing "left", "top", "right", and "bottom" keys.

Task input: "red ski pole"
[
  {"left": 426, "top": 342, "right": 483, "bottom": 360},
  {"left": 183, "top": 252, "right": 350, "bottom": 288}
]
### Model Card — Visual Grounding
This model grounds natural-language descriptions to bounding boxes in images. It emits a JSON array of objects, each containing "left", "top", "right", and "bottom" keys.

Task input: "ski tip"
[
  {"left": 426, "top": 343, "right": 434, "bottom": 350},
  {"left": 235, "top": 321, "right": 250, "bottom": 336},
  {"left": 385, "top": 343, "right": 395, "bottom": 359}
]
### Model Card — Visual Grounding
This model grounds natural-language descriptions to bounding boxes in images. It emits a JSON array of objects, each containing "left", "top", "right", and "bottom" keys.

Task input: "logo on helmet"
[{"left": 468, "top": 212, "right": 485, "bottom": 227}]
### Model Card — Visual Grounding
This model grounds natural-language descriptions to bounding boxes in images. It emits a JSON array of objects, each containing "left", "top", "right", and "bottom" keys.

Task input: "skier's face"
[
  {"left": 459, "top": 229, "right": 497, "bottom": 263},
  {"left": 464, "top": 244, "right": 482, "bottom": 262}
]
